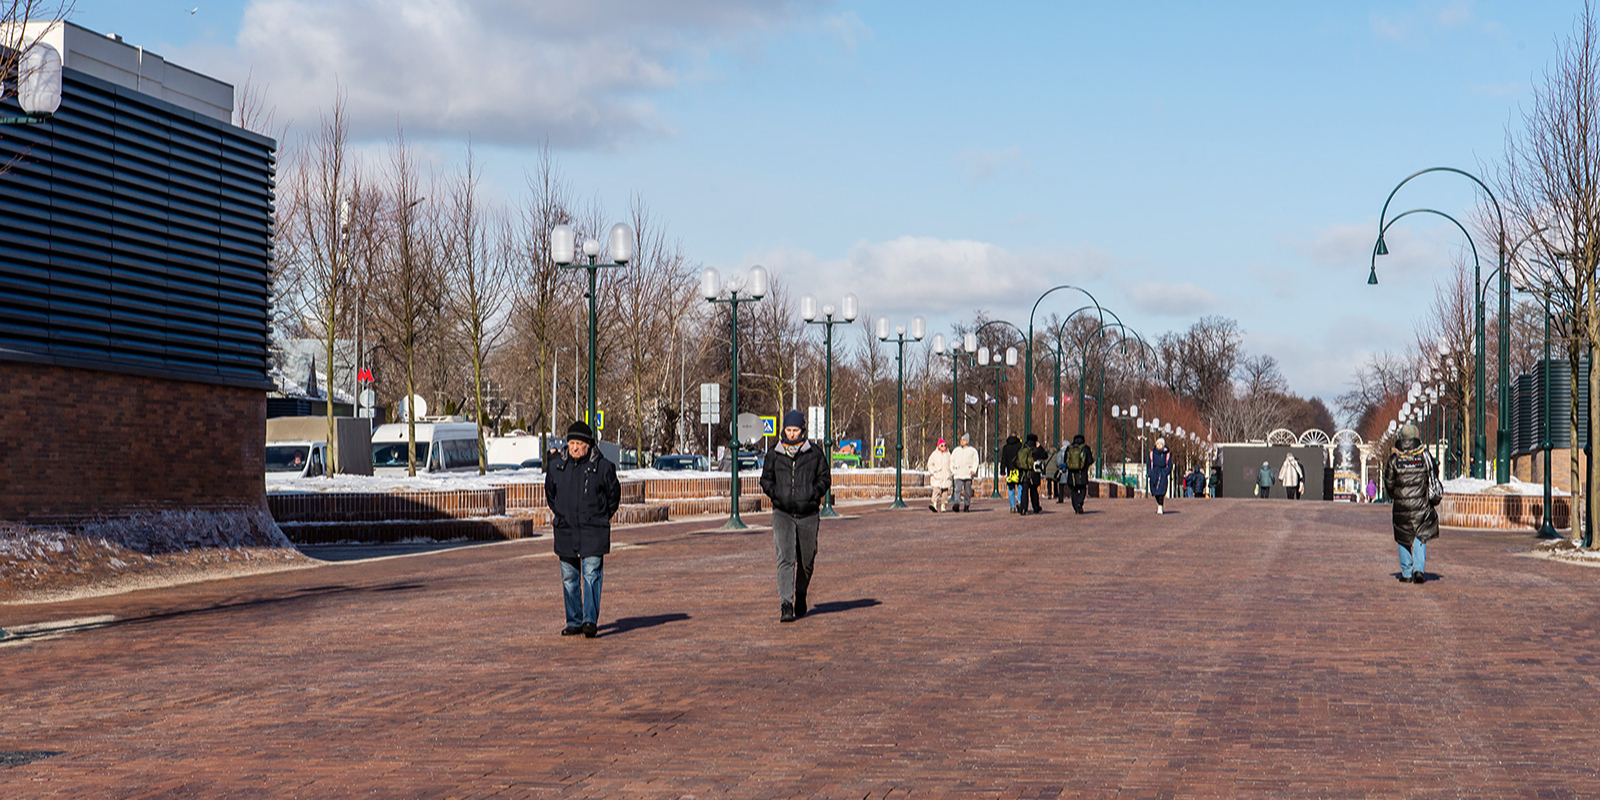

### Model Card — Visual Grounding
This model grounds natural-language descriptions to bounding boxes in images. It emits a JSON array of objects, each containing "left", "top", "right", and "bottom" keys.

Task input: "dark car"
[
  {"left": 717, "top": 451, "right": 764, "bottom": 472},
  {"left": 653, "top": 454, "right": 709, "bottom": 471}
]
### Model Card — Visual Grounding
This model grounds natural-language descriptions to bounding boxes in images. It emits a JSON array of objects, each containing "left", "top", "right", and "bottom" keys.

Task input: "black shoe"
[
  {"left": 582, "top": 622, "right": 598, "bottom": 638},
  {"left": 780, "top": 602, "right": 796, "bottom": 623},
  {"left": 795, "top": 601, "right": 807, "bottom": 619},
  {"left": 560, "top": 625, "right": 584, "bottom": 636},
  {"left": 1412, "top": 573, "right": 1425, "bottom": 584},
  {"left": 928, "top": 504, "right": 937, "bottom": 512},
  {"left": 1397, "top": 574, "right": 1411, "bottom": 583}
]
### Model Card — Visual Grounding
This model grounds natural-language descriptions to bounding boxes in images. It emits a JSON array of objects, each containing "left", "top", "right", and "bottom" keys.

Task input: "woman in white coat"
[
  {"left": 1279, "top": 452, "right": 1305, "bottom": 501},
  {"left": 926, "top": 439, "right": 954, "bottom": 512}
]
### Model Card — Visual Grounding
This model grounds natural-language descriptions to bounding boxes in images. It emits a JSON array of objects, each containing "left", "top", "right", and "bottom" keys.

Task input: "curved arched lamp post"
[
  {"left": 878, "top": 315, "right": 926, "bottom": 509},
  {"left": 801, "top": 293, "right": 858, "bottom": 517},
  {"left": 552, "top": 221, "right": 634, "bottom": 429},
  {"left": 1025, "top": 285, "right": 1101, "bottom": 442},
  {"left": 1371, "top": 167, "right": 1509, "bottom": 484},
  {"left": 1073, "top": 319, "right": 1153, "bottom": 478},
  {"left": 931, "top": 331, "right": 979, "bottom": 445},
  {"left": 975, "top": 344, "right": 1019, "bottom": 498},
  {"left": 1041, "top": 304, "right": 1106, "bottom": 447},
  {"left": 0, "top": 41, "right": 61, "bottom": 644},
  {"left": 701, "top": 265, "right": 768, "bottom": 530},
  {"left": 1370, "top": 206, "right": 1490, "bottom": 481}
]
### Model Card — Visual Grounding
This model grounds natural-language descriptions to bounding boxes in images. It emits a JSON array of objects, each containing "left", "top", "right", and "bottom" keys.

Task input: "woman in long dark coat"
[
  {"left": 1147, "top": 437, "right": 1173, "bottom": 515},
  {"left": 1384, "top": 423, "right": 1440, "bottom": 584}
]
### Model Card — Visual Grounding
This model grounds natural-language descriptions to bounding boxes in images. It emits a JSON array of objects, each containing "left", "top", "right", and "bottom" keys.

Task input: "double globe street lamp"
[
  {"left": 975, "top": 345, "right": 1019, "bottom": 498},
  {"left": 877, "top": 315, "right": 926, "bottom": 509},
  {"left": 932, "top": 332, "right": 979, "bottom": 445},
  {"left": 801, "top": 293, "right": 858, "bottom": 517},
  {"left": 552, "top": 222, "right": 634, "bottom": 429},
  {"left": 702, "top": 265, "right": 768, "bottom": 530}
]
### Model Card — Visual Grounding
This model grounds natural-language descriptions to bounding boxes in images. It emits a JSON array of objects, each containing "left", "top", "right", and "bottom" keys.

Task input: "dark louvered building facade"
[{"left": 0, "top": 23, "right": 282, "bottom": 542}]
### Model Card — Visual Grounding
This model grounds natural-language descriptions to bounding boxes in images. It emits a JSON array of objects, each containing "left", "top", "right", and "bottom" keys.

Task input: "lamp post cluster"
[
  {"left": 975, "top": 344, "right": 1019, "bottom": 498},
  {"left": 551, "top": 221, "right": 635, "bottom": 429},
  {"left": 1370, "top": 167, "right": 1509, "bottom": 484}
]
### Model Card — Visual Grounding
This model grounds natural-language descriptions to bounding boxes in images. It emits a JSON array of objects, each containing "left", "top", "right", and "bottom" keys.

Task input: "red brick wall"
[{"left": 0, "top": 361, "right": 266, "bottom": 523}]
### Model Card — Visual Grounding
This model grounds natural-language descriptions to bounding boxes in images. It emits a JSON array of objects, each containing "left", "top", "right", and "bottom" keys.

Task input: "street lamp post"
[
  {"left": 1025, "top": 286, "right": 1101, "bottom": 442},
  {"left": 1371, "top": 168, "right": 1510, "bottom": 483},
  {"left": 701, "top": 265, "right": 768, "bottom": 530},
  {"left": 976, "top": 345, "right": 1018, "bottom": 498},
  {"left": 0, "top": 40, "right": 62, "bottom": 644},
  {"left": 801, "top": 293, "right": 859, "bottom": 518},
  {"left": 932, "top": 332, "right": 979, "bottom": 443},
  {"left": 1111, "top": 404, "right": 1139, "bottom": 484},
  {"left": 552, "top": 222, "right": 634, "bottom": 429},
  {"left": 878, "top": 315, "right": 926, "bottom": 509}
]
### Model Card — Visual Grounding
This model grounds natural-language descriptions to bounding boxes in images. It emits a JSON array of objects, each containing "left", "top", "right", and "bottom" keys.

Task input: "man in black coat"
[
  {"left": 760, "top": 409, "right": 832, "bottom": 622},
  {"left": 546, "top": 420, "right": 622, "bottom": 637},
  {"left": 1061, "top": 433, "right": 1094, "bottom": 514},
  {"left": 1385, "top": 423, "right": 1440, "bottom": 584}
]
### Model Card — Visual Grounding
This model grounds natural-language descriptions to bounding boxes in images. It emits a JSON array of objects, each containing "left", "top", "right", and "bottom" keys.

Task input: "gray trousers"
[
  {"left": 952, "top": 478, "right": 974, "bottom": 510},
  {"left": 773, "top": 509, "right": 819, "bottom": 609}
]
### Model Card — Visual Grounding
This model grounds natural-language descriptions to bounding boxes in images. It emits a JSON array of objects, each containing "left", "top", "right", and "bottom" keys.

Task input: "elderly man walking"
[
  {"left": 927, "top": 438, "right": 954, "bottom": 512},
  {"left": 547, "top": 420, "right": 622, "bottom": 638},
  {"left": 761, "top": 410, "right": 832, "bottom": 622},
  {"left": 949, "top": 434, "right": 980, "bottom": 512}
]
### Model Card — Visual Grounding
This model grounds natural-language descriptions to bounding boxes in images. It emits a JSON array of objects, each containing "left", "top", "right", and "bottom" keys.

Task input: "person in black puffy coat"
[
  {"left": 761, "top": 409, "right": 832, "bottom": 622},
  {"left": 1385, "top": 423, "right": 1440, "bottom": 584},
  {"left": 546, "top": 420, "right": 621, "bottom": 637},
  {"left": 1147, "top": 438, "right": 1173, "bottom": 515}
]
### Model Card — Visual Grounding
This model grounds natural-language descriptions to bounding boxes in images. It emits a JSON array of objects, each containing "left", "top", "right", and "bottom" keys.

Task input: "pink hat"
[{"left": 937, "top": 438, "right": 947, "bottom": 446}]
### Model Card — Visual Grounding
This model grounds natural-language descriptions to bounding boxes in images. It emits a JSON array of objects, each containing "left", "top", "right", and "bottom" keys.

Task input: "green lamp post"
[
  {"left": 0, "top": 41, "right": 63, "bottom": 642},
  {"left": 801, "top": 292, "right": 858, "bottom": 517},
  {"left": 1372, "top": 167, "right": 1510, "bottom": 484},
  {"left": 932, "top": 331, "right": 979, "bottom": 443},
  {"left": 1023, "top": 286, "right": 1101, "bottom": 443},
  {"left": 701, "top": 265, "right": 768, "bottom": 530},
  {"left": 877, "top": 315, "right": 926, "bottom": 509},
  {"left": 552, "top": 221, "right": 634, "bottom": 429},
  {"left": 975, "top": 344, "right": 1018, "bottom": 498}
]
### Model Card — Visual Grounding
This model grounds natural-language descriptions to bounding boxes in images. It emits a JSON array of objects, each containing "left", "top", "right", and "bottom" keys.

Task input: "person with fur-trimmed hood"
[
  {"left": 761, "top": 409, "right": 833, "bottom": 622},
  {"left": 1385, "top": 423, "right": 1441, "bottom": 584}
]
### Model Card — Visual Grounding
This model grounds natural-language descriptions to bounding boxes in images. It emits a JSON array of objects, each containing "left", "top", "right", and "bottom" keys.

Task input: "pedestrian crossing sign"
[
  {"left": 760, "top": 416, "right": 778, "bottom": 437},
  {"left": 586, "top": 410, "right": 604, "bottom": 431},
  {"left": 874, "top": 444, "right": 885, "bottom": 458}
]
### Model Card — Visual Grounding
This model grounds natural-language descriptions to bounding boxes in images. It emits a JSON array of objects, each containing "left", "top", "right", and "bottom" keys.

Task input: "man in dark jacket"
[
  {"left": 1385, "top": 423, "right": 1440, "bottom": 584},
  {"left": 546, "top": 420, "right": 622, "bottom": 638},
  {"left": 1000, "top": 434, "right": 1022, "bottom": 512},
  {"left": 1061, "top": 433, "right": 1094, "bottom": 514},
  {"left": 760, "top": 409, "right": 832, "bottom": 622}
]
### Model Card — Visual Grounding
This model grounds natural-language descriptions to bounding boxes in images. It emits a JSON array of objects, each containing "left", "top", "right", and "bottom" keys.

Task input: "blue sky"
[{"left": 68, "top": 1, "right": 1583, "bottom": 409}]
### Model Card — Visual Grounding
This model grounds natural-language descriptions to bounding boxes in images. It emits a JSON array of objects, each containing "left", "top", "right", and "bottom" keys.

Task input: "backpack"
[
  {"left": 1063, "top": 444, "right": 1088, "bottom": 472},
  {"left": 1014, "top": 447, "right": 1035, "bottom": 473}
]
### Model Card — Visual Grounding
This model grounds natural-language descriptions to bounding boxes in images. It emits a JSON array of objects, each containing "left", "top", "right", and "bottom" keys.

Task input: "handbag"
[{"left": 1426, "top": 453, "right": 1444, "bottom": 506}]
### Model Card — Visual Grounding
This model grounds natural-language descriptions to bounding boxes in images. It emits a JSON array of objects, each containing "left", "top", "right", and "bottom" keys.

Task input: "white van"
[
  {"left": 487, "top": 433, "right": 547, "bottom": 470},
  {"left": 370, "top": 422, "right": 481, "bottom": 476},
  {"left": 265, "top": 440, "right": 328, "bottom": 479}
]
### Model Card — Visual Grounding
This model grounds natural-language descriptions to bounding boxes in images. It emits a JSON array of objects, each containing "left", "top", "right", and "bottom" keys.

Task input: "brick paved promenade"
[{"left": 2, "top": 495, "right": 1598, "bottom": 798}]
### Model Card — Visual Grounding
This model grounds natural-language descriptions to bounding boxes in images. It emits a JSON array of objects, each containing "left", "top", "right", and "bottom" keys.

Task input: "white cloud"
[
  {"left": 1290, "top": 220, "right": 1481, "bottom": 284},
  {"left": 188, "top": 0, "right": 821, "bottom": 147},
  {"left": 1128, "top": 282, "right": 1220, "bottom": 317}
]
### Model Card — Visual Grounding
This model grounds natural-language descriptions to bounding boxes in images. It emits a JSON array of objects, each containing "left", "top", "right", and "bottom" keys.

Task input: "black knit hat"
[
  {"left": 566, "top": 420, "right": 596, "bottom": 445},
  {"left": 783, "top": 409, "right": 806, "bottom": 432}
]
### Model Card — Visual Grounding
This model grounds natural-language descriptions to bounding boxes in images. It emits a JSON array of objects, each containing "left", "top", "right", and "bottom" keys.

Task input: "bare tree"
[
  {"left": 445, "top": 142, "right": 510, "bottom": 474},
  {"left": 373, "top": 130, "right": 438, "bottom": 476}
]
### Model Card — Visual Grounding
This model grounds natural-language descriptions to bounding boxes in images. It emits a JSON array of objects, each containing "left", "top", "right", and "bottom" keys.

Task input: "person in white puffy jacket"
[
  {"left": 948, "top": 433, "right": 981, "bottom": 512},
  {"left": 926, "top": 438, "right": 954, "bottom": 512},
  {"left": 1280, "top": 452, "right": 1305, "bottom": 501}
]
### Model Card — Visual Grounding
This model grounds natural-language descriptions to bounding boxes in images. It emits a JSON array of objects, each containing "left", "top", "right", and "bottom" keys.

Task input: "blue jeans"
[
  {"left": 559, "top": 555, "right": 603, "bottom": 626},
  {"left": 1397, "top": 539, "right": 1426, "bottom": 578},
  {"left": 1008, "top": 483, "right": 1020, "bottom": 509}
]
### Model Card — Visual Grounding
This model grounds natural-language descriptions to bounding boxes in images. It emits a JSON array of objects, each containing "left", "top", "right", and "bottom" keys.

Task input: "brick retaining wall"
[
  {"left": 1438, "top": 492, "right": 1571, "bottom": 530},
  {"left": 268, "top": 489, "right": 505, "bottom": 522}
]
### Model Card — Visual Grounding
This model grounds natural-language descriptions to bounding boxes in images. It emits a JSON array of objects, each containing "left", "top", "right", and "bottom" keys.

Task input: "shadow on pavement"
[
  {"left": 600, "top": 613, "right": 691, "bottom": 637},
  {"left": 301, "top": 541, "right": 499, "bottom": 562},
  {"left": 806, "top": 598, "right": 881, "bottom": 617}
]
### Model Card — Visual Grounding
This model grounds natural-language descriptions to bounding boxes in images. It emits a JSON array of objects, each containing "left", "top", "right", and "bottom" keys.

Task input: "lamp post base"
[
  {"left": 1535, "top": 523, "right": 1563, "bottom": 540},
  {"left": 889, "top": 499, "right": 907, "bottom": 509},
  {"left": 718, "top": 515, "right": 749, "bottom": 531},
  {"left": 820, "top": 504, "right": 840, "bottom": 518}
]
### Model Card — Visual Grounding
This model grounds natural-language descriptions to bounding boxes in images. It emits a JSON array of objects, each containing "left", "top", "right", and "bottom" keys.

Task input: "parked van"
[
  {"left": 487, "top": 433, "right": 547, "bottom": 471},
  {"left": 371, "top": 422, "right": 481, "bottom": 476},
  {"left": 266, "top": 440, "right": 328, "bottom": 478}
]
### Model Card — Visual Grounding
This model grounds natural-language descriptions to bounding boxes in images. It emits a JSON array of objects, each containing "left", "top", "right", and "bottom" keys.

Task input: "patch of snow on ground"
[{"left": 1443, "top": 476, "right": 1569, "bottom": 496}]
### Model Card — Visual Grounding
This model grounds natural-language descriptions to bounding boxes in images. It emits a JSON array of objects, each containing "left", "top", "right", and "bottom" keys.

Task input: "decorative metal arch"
[
  {"left": 1298, "top": 429, "right": 1331, "bottom": 446},
  {"left": 1267, "top": 428, "right": 1298, "bottom": 446},
  {"left": 1333, "top": 429, "right": 1364, "bottom": 446}
]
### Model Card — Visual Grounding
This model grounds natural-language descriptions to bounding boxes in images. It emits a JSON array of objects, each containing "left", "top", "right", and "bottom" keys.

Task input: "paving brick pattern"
[{"left": 2, "top": 496, "right": 1598, "bottom": 797}]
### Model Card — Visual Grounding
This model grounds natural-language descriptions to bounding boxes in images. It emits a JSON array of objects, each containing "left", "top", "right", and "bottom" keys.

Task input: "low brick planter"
[
  {"left": 280, "top": 516, "right": 536, "bottom": 544},
  {"left": 1438, "top": 492, "right": 1571, "bottom": 530},
  {"left": 269, "top": 489, "right": 505, "bottom": 523},
  {"left": 662, "top": 497, "right": 765, "bottom": 517}
]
